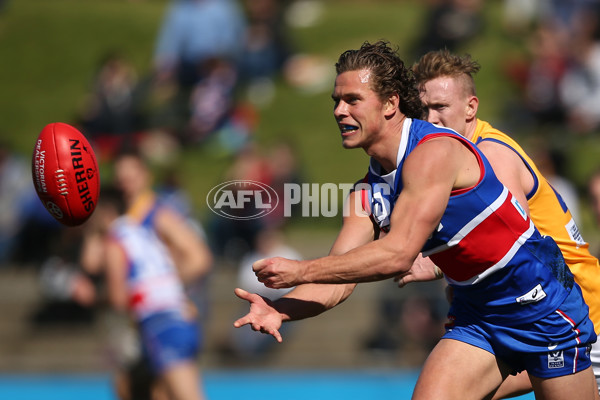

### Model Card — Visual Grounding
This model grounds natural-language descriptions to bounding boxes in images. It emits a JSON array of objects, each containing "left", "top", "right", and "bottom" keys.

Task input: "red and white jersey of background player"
[
  {"left": 362, "top": 118, "right": 577, "bottom": 325},
  {"left": 109, "top": 216, "right": 188, "bottom": 321}
]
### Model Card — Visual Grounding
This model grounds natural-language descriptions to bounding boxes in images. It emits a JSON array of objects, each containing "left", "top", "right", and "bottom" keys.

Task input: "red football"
[{"left": 31, "top": 122, "right": 100, "bottom": 226}]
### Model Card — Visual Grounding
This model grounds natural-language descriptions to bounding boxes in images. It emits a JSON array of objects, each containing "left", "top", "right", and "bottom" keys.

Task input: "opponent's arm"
[
  {"left": 394, "top": 254, "right": 444, "bottom": 287},
  {"left": 477, "top": 140, "right": 532, "bottom": 216}
]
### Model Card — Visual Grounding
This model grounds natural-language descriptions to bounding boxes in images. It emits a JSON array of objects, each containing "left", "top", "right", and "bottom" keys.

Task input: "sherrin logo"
[{"left": 207, "top": 180, "right": 279, "bottom": 220}]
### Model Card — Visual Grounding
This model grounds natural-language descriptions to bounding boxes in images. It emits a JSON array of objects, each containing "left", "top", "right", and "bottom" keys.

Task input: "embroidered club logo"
[{"left": 547, "top": 343, "right": 564, "bottom": 369}]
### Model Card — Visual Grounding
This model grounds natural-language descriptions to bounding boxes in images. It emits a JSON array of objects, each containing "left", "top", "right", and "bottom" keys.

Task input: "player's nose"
[{"left": 333, "top": 101, "right": 349, "bottom": 117}]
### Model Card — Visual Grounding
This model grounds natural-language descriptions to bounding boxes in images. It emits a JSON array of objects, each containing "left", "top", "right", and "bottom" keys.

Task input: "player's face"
[
  {"left": 332, "top": 69, "right": 386, "bottom": 149},
  {"left": 419, "top": 76, "right": 470, "bottom": 135},
  {"left": 114, "top": 156, "right": 151, "bottom": 199}
]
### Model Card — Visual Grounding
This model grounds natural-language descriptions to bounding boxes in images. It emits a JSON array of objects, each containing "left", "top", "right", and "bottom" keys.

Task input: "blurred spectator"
[
  {"left": 1, "top": 139, "right": 65, "bottom": 269},
  {"left": 12, "top": 199, "right": 65, "bottom": 266},
  {"left": 0, "top": 143, "right": 38, "bottom": 265},
  {"left": 501, "top": 2, "right": 600, "bottom": 137},
  {"left": 238, "top": 0, "right": 294, "bottom": 84},
  {"left": 588, "top": 168, "right": 600, "bottom": 259},
  {"left": 220, "top": 227, "right": 300, "bottom": 362},
  {"left": 207, "top": 142, "right": 273, "bottom": 262},
  {"left": 223, "top": 141, "right": 272, "bottom": 183},
  {"left": 411, "top": 0, "right": 483, "bottom": 58},
  {"left": 150, "top": 0, "right": 256, "bottom": 149},
  {"left": 559, "top": 5, "right": 600, "bottom": 134},
  {"left": 29, "top": 225, "right": 100, "bottom": 326},
  {"left": 78, "top": 51, "right": 143, "bottom": 161},
  {"left": 547, "top": 0, "right": 600, "bottom": 28},
  {"left": 589, "top": 168, "right": 600, "bottom": 227},
  {"left": 152, "top": 0, "right": 246, "bottom": 89},
  {"left": 362, "top": 279, "right": 447, "bottom": 367},
  {"left": 264, "top": 139, "right": 304, "bottom": 228},
  {"left": 530, "top": 142, "right": 582, "bottom": 225},
  {"left": 501, "top": 19, "right": 570, "bottom": 130},
  {"left": 185, "top": 57, "right": 240, "bottom": 144},
  {"left": 501, "top": 0, "right": 542, "bottom": 33}
]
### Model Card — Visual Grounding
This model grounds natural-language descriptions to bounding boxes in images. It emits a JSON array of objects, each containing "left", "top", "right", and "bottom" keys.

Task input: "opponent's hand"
[
  {"left": 253, "top": 257, "right": 304, "bottom": 289},
  {"left": 233, "top": 288, "right": 284, "bottom": 342},
  {"left": 394, "top": 254, "right": 443, "bottom": 287}
]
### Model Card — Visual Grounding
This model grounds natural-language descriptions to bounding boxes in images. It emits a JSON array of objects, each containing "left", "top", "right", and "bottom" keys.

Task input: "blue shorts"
[
  {"left": 444, "top": 284, "right": 597, "bottom": 378},
  {"left": 139, "top": 311, "right": 200, "bottom": 374}
]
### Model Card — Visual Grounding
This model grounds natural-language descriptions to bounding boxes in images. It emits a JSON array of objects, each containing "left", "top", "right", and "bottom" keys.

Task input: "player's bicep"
[{"left": 386, "top": 139, "right": 459, "bottom": 254}]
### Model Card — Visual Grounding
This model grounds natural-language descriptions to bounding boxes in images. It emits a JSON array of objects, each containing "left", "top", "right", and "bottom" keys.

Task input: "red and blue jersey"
[{"left": 363, "top": 118, "right": 575, "bottom": 325}]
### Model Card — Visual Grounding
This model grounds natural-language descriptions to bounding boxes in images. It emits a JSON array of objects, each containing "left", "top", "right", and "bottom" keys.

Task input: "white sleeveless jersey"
[{"left": 110, "top": 216, "right": 187, "bottom": 321}]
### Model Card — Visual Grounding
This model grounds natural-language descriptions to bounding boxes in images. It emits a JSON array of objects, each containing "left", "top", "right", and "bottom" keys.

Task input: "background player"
[
  {"left": 83, "top": 150, "right": 212, "bottom": 399},
  {"left": 86, "top": 186, "right": 206, "bottom": 400}
]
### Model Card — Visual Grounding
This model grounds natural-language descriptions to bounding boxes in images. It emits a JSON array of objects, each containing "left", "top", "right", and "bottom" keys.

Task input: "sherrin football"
[{"left": 32, "top": 122, "right": 100, "bottom": 226}]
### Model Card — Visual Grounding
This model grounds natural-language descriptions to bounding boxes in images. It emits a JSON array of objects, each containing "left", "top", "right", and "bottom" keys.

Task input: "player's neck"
[
  {"left": 463, "top": 119, "right": 478, "bottom": 141},
  {"left": 367, "top": 119, "right": 404, "bottom": 173}
]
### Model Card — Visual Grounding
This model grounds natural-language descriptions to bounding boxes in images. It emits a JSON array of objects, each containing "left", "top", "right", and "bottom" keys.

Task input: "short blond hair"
[{"left": 412, "top": 49, "right": 480, "bottom": 96}]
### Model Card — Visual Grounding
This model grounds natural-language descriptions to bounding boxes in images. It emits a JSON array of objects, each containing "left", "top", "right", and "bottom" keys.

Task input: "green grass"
[
  {"left": 0, "top": 1, "right": 166, "bottom": 151},
  {"left": 2, "top": 0, "right": 599, "bottom": 238}
]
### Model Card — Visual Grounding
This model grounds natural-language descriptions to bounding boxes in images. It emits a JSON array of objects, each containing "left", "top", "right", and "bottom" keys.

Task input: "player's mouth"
[{"left": 339, "top": 124, "right": 358, "bottom": 136}]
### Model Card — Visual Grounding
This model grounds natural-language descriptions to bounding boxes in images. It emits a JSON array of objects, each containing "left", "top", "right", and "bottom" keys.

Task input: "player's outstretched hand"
[
  {"left": 233, "top": 288, "right": 284, "bottom": 343},
  {"left": 253, "top": 257, "right": 304, "bottom": 289},
  {"left": 394, "top": 254, "right": 443, "bottom": 287}
]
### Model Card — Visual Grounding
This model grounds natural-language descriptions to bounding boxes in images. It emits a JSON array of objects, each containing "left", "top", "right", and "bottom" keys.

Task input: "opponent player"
[
  {"left": 406, "top": 49, "right": 600, "bottom": 398},
  {"left": 233, "top": 41, "right": 598, "bottom": 399}
]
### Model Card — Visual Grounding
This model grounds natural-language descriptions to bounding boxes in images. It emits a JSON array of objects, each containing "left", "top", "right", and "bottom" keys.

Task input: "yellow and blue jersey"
[{"left": 472, "top": 119, "right": 600, "bottom": 333}]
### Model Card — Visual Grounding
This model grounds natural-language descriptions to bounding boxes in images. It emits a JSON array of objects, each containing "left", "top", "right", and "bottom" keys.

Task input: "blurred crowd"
[
  {"left": 2, "top": 0, "right": 600, "bottom": 389},
  {"left": 501, "top": 0, "right": 600, "bottom": 139}
]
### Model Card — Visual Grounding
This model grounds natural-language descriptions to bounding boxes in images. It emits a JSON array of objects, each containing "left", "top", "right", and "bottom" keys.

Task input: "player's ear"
[
  {"left": 384, "top": 92, "right": 399, "bottom": 116},
  {"left": 466, "top": 95, "right": 479, "bottom": 120}
]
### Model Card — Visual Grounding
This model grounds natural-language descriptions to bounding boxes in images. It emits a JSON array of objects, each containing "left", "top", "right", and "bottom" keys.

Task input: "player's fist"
[{"left": 253, "top": 257, "right": 303, "bottom": 289}]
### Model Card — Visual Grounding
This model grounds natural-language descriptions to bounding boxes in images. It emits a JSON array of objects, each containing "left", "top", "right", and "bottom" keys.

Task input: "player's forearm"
[
  {"left": 274, "top": 283, "right": 356, "bottom": 322},
  {"left": 302, "top": 238, "right": 413, "bottom": 284}
]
